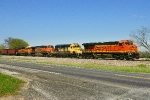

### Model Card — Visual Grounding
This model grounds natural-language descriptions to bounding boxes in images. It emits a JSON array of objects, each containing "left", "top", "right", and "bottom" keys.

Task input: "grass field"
[{"left": 0, "top": 73, "right": 24, "bottom": 97}]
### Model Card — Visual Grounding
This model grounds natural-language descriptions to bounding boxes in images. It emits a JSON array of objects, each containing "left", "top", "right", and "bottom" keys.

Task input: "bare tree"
[
  {"left": 130, "top": 26, "right": 150, "bottom": 52},
  {"left": 4, "top": 37, "right": 14, "bottom": 48}
]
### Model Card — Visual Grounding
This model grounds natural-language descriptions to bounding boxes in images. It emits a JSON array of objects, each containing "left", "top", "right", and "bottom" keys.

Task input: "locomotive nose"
[
  {"left": 78, "top": 48, "right": 82, "bottom": 54},
  {"left": 129, "top": 45, "right": 139, "bottom": 57}
]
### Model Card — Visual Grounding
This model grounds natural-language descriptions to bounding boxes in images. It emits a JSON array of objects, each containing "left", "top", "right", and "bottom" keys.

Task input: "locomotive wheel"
[
  {"left": 82, "top": 55, "right": 86, "bottom": 59},
  {"left": 48, "top": 54, "right": 52, "bottom": 57},
  {"left": 32, "top": 54, "right": 35, "bottom": 57},
  {"left": 87, "top": 55, "right": 92, "bottom": 59},
  {"left": 125, "top": 57, "right": 130, "bottom": 60},
  {"left": 78, "top": 56, "right": 82, "bottom": 59},
  {"left": 90, "top": 56, "right": 94, "bottom": 59},
  {"left": 135, "top": 55, "right": 139, "bottom": 59},
  {"left": 82, "top": 55, "right": 87, "bottom": 59},
  {"left": 115, "top": 56, "right": 119, "bottom": 60},
  {"left": 85, "top": 56, "right": 89, "bottom": 59},
  {"left": 119, "top": 56, "right": 124, "bottom": 60}
]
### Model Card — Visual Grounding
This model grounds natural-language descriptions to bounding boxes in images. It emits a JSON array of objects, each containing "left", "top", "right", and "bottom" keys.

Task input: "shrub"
[{"left": 138, "top": 64, "right": 147, "bottom": 68}]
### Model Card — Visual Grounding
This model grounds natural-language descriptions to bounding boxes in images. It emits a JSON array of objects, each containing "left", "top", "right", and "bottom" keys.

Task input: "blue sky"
[{"left": 0, "top": 0, "right": 150, "bottom": 46}]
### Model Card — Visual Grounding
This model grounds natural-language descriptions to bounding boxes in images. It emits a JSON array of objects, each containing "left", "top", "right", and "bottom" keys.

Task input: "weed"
[{"left": 138, "top": 64, "right": 147, "bottom": 68}]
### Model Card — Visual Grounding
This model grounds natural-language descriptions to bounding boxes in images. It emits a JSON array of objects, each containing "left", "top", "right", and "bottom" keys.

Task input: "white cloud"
[{"left": 132, "top": 14, "right": 144, "bottom": 18}]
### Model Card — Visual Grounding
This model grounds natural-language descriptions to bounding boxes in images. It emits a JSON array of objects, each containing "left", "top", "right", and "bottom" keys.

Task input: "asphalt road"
[{"left": 0, "top": 60, "right": 150, "bottom": 100}]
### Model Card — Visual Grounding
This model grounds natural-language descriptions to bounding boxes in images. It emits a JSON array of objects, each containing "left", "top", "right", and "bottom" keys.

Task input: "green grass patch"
[
  {"left": 0, "top": 57, "right": 12, "bottom": 60},
  {"left": 104, "top": 65, "right": 150, "bottom": 73},
  {"left": 36, "top": 61, "right": 150, "bottom": 73},
  {"left": 145, "top": 58, "right": 150, "bottom": 61},
  {"left": 68, "top": 63, "right": 150, "bottom": 73},
  {"left": 138, "top": 64, "right": 147, "bottom": 68},
  {"left": 0, "top": 73, "right": 24, "bottom": 97},
  {"left": 0, "top": 56, "right": 35, "bottom": 62}
]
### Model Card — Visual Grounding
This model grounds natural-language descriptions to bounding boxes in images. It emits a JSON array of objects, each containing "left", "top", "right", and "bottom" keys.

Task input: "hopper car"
[{"left": 1, "top": 49, "right": 18, "bottom": 55}]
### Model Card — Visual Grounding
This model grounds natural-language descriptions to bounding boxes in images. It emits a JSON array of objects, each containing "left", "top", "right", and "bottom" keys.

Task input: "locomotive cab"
[
  {"left": 118, "top": 40, "right": 139, "bottom": 59},
  {"left": 69, "top": 43, "right": 82, "bottom": 55}
]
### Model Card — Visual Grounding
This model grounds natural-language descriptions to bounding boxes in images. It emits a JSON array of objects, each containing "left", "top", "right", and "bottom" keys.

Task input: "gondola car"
[{"left": 1, "top": 49, "right": 18, "bottom": 55}]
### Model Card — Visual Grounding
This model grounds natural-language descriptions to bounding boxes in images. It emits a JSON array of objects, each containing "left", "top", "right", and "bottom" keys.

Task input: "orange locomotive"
[
  {"left": 30, "top": 45, "right": 55, "bottom": 56},
  {"left": 17, "top": 46, "right": 32, "bottom": 56},
  {"left": 82, "top": 40, "right": 139, "bottom": 60},
  {"left": 16, "top": 45, "right": 55, "bottom": 56}
]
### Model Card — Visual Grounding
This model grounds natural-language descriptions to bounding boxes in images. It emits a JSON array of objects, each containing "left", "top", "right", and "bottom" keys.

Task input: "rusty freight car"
[{"left": 1, "top": 49, "right": 18, "bottom": 55}]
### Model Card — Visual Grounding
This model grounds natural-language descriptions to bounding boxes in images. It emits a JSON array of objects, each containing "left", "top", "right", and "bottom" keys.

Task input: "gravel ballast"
[{"left": 1, "top": 55, "right": 150, "bottom": 67}]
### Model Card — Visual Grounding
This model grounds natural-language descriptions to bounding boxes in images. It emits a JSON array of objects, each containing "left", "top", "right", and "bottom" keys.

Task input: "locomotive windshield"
[
  {"left": 125, "top": 42, "right": 133, "bottom": 46},
  {"left": 72, "top": 45, "right": 80, "bottom": 48},
  {"left": 119, "top": 40, "right": 134, "bottom": 46},
  {"left": 48, "top": 45, "right": 54, "bottom": 48},
  {"left": 75, "top": 45, "right": 80, "bottom": 47},
  {"left": 119, "top": 42, "right": 124, "bottom": 46},
  {"left": 125, "top": 42, "right": 130, "bottom": 46}
]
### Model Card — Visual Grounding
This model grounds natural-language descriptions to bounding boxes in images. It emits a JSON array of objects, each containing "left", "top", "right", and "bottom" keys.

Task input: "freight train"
[{"left": 0, "top": 40, "right": 139, "bottom": 60}]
